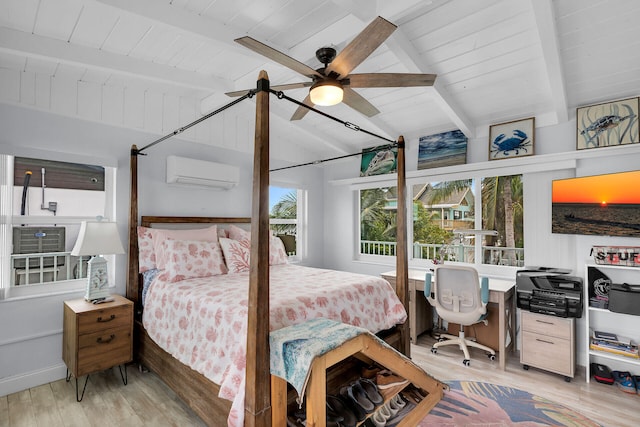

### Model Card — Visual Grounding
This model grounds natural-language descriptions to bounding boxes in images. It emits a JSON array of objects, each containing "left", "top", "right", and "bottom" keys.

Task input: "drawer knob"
[
  {"left": 96, "top": 334, "right": 115, "bottom": 344},
  {"left": 97, "top": 314, "right": 116, "bottom": 323}
]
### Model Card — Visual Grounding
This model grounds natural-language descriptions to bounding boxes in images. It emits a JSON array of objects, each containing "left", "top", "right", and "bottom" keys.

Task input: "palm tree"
[
  {"left": 482, "top": 175, "right": 523, "bottom": 266},
  {"left": 360, "top": 188, "right": 391, "bottom": 240},
  {"left": 270, "top": 191, "right": 296, "bottom": 234}
]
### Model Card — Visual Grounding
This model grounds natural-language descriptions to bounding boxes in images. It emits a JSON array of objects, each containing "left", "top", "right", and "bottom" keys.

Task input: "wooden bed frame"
[{"left": 126, "top": 71, "right": 411, "bottom": 427}]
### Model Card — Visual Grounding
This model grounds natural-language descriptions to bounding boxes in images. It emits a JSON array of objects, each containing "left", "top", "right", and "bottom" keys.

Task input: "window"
[
  {"left": 359, "top": 187, "right": 398, "bottom": 256},
  {"left": 1, "top": 155, "right": 117, "bottom": 297},
  {"left": 269, "top": 186, "right": 306, "bottom": 260},
  {"left": 480, "top": 174, "right": 524, "bottom": 267},
  {"left": 413, "top": 179, "right": 475, "bottom": 262},
  {"left": 358, "top": 173, "right": 524, "bottom": 268}
]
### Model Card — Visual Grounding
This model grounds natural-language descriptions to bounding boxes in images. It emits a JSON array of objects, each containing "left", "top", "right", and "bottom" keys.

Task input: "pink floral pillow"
[
  {"left": 228, "top": 224, "right": 250, "bottom": 242},
  {"left": 227, "top": 224, "right": 288, "bottom": 265},
  {"left": 137, "top": 226, "right": 156, "bottom": 273},
  {"left": 157, "top": 239, "right": 227, "bottom": 283},
  {"left": 219, "top": 237, "right": 250, "bottom": 273},
  {"left": 154, "top": 225, "right": 219, "bottom": 269},
  {"left": 269, "top": 235, "right": 289, "bottom": 265},
  {"left": 137, "top": 225, "right": 220, "bottom": 272},
  {"left": 219, "top": 235, "right": 289, "bottom": 272}
]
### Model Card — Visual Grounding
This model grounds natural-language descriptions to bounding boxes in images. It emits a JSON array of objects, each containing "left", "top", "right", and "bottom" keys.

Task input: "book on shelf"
[
  {"left": 591, "top": 330, "right": 633, "bottom": 346},
  {"left": 590, "top": 339, "right": 639, "bottom": 359}
]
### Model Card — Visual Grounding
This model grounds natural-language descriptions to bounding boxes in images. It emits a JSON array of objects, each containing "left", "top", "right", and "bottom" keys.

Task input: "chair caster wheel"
[
  {"left": 431, "top": 347, "right": 438, "bottom": 354},
  {"left": 523, "top": 365, "right": 529, "bottom": 370},
  {"left": 564, "top": 376, "right": 571, "bottom": 382},
  {"left": 487, "top": 353, "right": 496, "bottom": 361},
  {"left": 463, "top": 359, "right": 470, "bottom": 367},
  {"left": 437, "top": 337, "right": 446, "bottom": 342}
]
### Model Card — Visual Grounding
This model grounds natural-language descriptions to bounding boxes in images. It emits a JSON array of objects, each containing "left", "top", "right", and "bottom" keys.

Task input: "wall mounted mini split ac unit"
[{"left": 166, "top": 155, "right": 239, "bottom": 190}]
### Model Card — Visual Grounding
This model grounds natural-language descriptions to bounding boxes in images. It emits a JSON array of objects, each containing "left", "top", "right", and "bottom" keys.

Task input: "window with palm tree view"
[
  {"left": 359, "top": 174, "right": 524, "bottom": 267},
  {"left": 269, "top": 186, "right": 302, "bottom": 257}
]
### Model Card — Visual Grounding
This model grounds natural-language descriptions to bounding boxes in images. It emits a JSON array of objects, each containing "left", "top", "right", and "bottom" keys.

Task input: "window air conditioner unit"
[{"left": 166, "top": 156, "right": 239, "bottom": 190}]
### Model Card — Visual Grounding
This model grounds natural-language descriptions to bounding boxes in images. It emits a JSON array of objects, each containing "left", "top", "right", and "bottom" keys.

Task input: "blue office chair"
[{"left": 424, "top": 265, "right": 496, "bottom": 366}]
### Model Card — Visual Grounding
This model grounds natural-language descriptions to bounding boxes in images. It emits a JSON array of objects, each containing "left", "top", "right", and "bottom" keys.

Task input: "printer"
[{"left": 516, "top": 267, "right": 583, "bottom": 318}]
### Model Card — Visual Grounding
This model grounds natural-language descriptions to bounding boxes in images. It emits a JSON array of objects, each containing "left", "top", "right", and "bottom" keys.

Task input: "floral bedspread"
[{"left": 143, "top": 263, "right": 407, "bottom": 427}]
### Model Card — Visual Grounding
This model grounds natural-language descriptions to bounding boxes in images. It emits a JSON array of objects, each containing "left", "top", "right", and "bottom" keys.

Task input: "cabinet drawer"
[
  {"left": 77, "top": 327, "right": 132, "bottom": 376},
  {"left": 77, "top": 305, "right": 131, "bottom": 334},
  {"left": 521, "top": 331, "right": 571, "bottom": 375},
  {"left": 521, "top": 311, "right": 571, "bottom": 338}
]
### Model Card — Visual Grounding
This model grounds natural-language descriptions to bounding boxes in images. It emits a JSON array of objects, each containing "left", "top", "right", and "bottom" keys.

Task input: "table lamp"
[{"left": 71, "top": 219, "right": 125, "bottom": 301}]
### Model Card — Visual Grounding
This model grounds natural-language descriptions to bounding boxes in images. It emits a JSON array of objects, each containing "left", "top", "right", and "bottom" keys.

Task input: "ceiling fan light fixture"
[{"left": 309, "top": 79, "right": 343, "bottom": 106}]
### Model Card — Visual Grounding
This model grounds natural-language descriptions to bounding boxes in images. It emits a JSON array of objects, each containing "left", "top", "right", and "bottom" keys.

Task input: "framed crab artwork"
[
  {"left": 489, "top": 117, "right": 535, "bottom": 160},
  {"left": 576, "top": 97, "right": 639, "bottom": 150}
]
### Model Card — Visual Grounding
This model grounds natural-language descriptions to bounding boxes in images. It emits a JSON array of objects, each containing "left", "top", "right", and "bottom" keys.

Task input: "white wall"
[
  {"left": 0, "top": 103, "right": 324, "bottom": 396},
  {"left": 321, "top": 121, "right": 640, "bottom": 370}
]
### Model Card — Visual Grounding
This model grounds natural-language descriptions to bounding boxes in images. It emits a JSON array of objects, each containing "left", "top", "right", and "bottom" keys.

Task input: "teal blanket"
[{"left": 269, "top": 318, "right": 368, "bottom": 404}]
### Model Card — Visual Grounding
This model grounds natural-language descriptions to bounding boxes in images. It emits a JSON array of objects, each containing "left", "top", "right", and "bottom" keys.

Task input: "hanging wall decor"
[
  {"left": 576, "top": 97, "right": 639, "bottom": 150},
  {"left": 489, "top": 117, "right": 535, "bottom": 160},
  {"left": 360, "top": 144, "right": 398, "bottom": 177},
  {"left": 417, "top": 129, "right": 467, "bottom": 170}
]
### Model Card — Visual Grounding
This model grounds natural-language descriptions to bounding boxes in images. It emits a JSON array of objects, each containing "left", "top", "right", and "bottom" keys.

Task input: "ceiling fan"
[{"left": 226, "top": 16, "right": 436, "bottom": 121}]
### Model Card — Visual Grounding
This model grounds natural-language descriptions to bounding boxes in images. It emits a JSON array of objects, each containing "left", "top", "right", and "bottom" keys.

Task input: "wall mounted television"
[{"left": 552, "top": 170, "right": 640, "bottom": 237}]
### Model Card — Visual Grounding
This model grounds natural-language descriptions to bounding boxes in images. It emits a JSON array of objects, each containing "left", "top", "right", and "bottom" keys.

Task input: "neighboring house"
[{"left": 414, "top": 184, "right": 474, "bottom": 231}]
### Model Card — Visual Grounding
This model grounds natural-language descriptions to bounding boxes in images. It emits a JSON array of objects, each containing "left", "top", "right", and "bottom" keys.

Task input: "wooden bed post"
[
  {"left": 127, "top": 145, "right": 139, "bottom": 308},
  {"left": 395, "top": 136, "right": 410, "bottom": 357},
  {"left": 245, "top": 70, "right": 271, "bottom": 427}
]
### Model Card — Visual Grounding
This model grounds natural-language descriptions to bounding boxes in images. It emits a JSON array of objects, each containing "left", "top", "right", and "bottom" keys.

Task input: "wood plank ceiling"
[{"left": 0, "top": 0, "right": 639, "bottom": 162}]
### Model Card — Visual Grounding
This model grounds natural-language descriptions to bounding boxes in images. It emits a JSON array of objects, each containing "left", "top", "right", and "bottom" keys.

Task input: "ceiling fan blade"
[
  {"left": 346, "top": 73, "right": 436, "bottom": 88},
  {"left": 225, "top": 82, "right": 312, "bottom": 97},
  {"left": 225, "top": 89, "right": 253, "bottom": 97},
  {"left": 290, "top": 94, "right": 315, "bottom": 121},
  {"left": 272, "top": 82, "right": 313, "bottom": 91},
  {"left": 342, "top": 87, "right": 380, "bottom": 117},
  {"left": 235, "top": 36, "right": 323, "bottom": 79},
  {"left": 326, "top": 16, "right": 397, "bottom": 78}
]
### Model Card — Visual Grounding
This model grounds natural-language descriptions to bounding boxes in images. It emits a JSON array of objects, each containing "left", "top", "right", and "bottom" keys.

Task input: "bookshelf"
[{"left": 584, "top": 263, "right": 640, "bottom": 383}]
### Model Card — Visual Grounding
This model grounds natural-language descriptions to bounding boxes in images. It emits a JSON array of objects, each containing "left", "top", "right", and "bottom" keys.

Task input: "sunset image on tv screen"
[{"left": 552, "top": 170, "right": 640, "bottom": 237}]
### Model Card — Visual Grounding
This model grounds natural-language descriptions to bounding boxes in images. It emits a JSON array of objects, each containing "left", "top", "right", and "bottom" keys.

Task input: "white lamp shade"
[
  {"left": 309, "top": 80, "right": 343, "bottom": 106},
  {"left": 71, "top": 221, "right": 125, "bottom": 256}
]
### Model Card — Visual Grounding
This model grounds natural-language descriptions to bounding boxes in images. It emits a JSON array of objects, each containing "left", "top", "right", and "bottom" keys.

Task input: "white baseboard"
[{"left": 0, "top": 363, "right": 67, "bottom": 397}]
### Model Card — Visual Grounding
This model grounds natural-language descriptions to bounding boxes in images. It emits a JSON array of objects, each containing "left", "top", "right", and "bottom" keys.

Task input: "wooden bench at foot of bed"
[{"left": 272, "top": 331, "right": 444, "bottom": 427}]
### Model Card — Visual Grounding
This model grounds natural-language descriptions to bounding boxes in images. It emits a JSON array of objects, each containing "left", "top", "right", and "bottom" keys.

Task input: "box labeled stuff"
[
  {"left": 608, "top": 283, "right": 640, "bottom": 315},
  {"left": 591, "top": 246, "right": 640, "bottom": 267}
]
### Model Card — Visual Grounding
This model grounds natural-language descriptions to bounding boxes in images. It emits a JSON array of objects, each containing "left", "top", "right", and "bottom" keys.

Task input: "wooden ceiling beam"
[
  {"left": 386, "top": 27, "right": 476, "bottom": 139},
  {"left": 0, "top": 27, "right": 231, "bottom": 93},
  {"left": 530, "top": 0, "right": 569, "bottom": 123}
]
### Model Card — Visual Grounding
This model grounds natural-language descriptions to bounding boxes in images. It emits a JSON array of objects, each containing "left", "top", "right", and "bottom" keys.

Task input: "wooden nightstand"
[{"left": 62, "top": 294, "right": 133, "bottom": 401}]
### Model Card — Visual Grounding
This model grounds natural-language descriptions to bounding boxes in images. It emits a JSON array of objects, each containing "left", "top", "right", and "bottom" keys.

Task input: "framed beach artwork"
[
  {"left": 360, "top": 144, "right": 397, "bottom": 177},
  {"left": 576, "top": 97, "right": 639, "bottom": 150},
  {"left": 417, "top": 129, "right": 467, "bottom": 170},
  {"left": 489, "top": 117, "right": 535, "bottom": 160}
]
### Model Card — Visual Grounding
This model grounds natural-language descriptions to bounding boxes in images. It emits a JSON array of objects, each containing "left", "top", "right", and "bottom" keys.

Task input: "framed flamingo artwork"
[
  {"left": 489, "top": 117, "right": 535, "bottom": 160},
  {"left": 576, "top": 97, "right": 639, "bottom": 150}
]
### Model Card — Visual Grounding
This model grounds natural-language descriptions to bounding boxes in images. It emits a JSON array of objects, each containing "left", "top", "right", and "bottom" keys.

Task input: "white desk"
[{"left": 382, "top": 269, "right": 516, "bottom": 370}]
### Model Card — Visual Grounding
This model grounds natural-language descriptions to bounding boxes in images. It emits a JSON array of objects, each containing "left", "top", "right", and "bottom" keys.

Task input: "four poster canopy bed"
[{"left": 126, "top": 71, "right": 444, "bottom": 427}]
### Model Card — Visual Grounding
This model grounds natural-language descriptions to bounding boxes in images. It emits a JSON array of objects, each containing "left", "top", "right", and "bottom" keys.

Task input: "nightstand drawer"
[
  {"left": 78, "top": 326, "right": 132, "bottom": 350},
  {"left": 521, "top": 311, "right": 571, "bottom": 338},
  {"left": 77, "top": 305, "right": 131, "bottom": 334},
  {"left": 77, "top": 328, "right": 131, "bottom": 375}
]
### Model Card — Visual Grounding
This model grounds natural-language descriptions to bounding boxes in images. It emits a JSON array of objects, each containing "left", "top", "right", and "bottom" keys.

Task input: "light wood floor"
[{"left": 2, "top": 336, "right": 639, "bottom": 427}]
